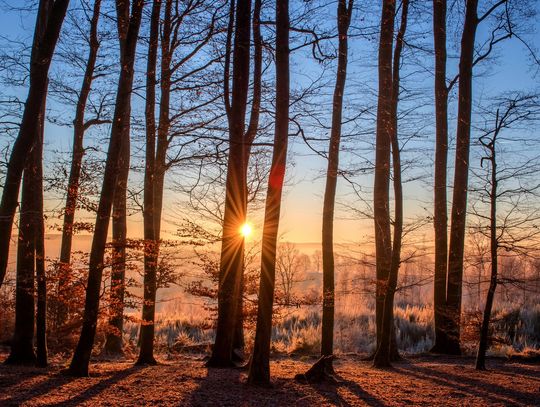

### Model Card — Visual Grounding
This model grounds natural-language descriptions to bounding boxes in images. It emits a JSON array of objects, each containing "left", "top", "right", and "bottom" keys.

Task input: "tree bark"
[
  {"left": 57, "top": 0, "right": 102, "bottom": 328},
  {"left": 209, "top": 0, "right": 251, "bottom": 367},
  {"left": 373, "top": 0, "right": 408, "bottom": 368},
  {"left": 373, "top": 0, "right": 395, "bottom": 352},
  {"left": 446, "top": 0, "right": 479, "bottom": 356},
  {"left": 431, "top": 0, "right": 451, "bottom": 354},
  {"left": 0, "top": 0, "right": 70, "bottom": 289},
  {"left": 68, "top": 0, "right": 144, "bottom": 377},
  {"left": 35, "top": 87, "right": 48, "bottom": 368},
  {"left": 247, "top": 0, "right": 289, "bottom": 386},
  {"left": 320, "top": 0, "right": 353, "bottom": 370},
  {"left": 137, "top": 0, "right": 163, "bottom": 365}
]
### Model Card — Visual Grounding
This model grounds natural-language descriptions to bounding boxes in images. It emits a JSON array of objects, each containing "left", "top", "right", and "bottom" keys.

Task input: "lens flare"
[{"left": 240, "top": 223, "right": 253, "bottom": 238}]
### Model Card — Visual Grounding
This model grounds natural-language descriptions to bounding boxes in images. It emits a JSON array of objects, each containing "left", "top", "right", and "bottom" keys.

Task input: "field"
[{"left": 0, "top": 354, "right": 538, "bottom": 406}]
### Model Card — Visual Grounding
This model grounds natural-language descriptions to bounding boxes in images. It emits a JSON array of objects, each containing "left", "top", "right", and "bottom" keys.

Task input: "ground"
[{"left": 0, "top": 354, "right": 538, "bottom": 406}]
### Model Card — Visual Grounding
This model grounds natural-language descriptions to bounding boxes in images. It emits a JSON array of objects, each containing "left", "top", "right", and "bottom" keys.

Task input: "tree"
[
  {"left": 432, "top": 0, "right": 516, "bottom": 355},
  {"left": 209, "top": 0, "right": 252, "bottom": 367},
  {"left": 373, "top": 0, "right": 409, "bottom": 368},
  {"left": 320, "top": 0, "right": 353, "bottom": 372},
  {"left": 136, "top": 0, "right": 162, "bottom": 364},
  {"left": 57, "top": 0, "right": 103, "bottom": 327},
  {"left": 247, "top": 0, "right": 289, "bottom": 386},
  {"left": 0, "top": 0, "right": 70, "bottom": 289},
  {"left": 68, "top": 0, "right": 144, "bottom": 377},
  {"left": 473, "top": 94, "right": 540, "bottom": 370}
]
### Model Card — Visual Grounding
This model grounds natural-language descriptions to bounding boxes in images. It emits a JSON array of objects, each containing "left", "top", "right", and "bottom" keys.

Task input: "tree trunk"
[
  {"left": 57, "top": 0, "right": 102, "bottom": 328},
  {"left": 233, "top": 0, "right": 263, "bottom": 356},
  {"left": 35, "top": 87, "right": 48, "bottom": 368},
  {"left": 373, "top": 0, "right": 408, "bottom": 368},
  {"left": 68, "top": 0, "right": 144, "bottom": 377},
  {"left": 209, "top": 0, "right": 251, "bottom": 368},
  {"left": 320, "top": 0, "right": 352, "bottom": 370},
  {"left": 431, "top": 0, "right": 451, "bottom": 354},
  {"left": 476, "top": 122, "right": 498, "bottom": 371},
  {"left": 373, "top": 0, "right": 395, "bottom": 352},
  {"left": 5, "top": 129, "right": 42, "bottom": 366},
  {"left": 103, "top": 123, "right": 130, "bottom": 356},
  {"left": 0, "top": 0, "right": 69, "bottom": 289},
  {"left": 137, "top": 0, "right": 163, "bottom": 365},
  {"left": 247, "top": 0, "right": 289, "bottom": 386},
  {"left": 446, "top": 0, "right": 478, "bottom": 356}
]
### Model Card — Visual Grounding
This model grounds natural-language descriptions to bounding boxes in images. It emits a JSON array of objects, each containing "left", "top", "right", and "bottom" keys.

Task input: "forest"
[{"left": 0, "top": 0, "right": 539, "bottom": 405}]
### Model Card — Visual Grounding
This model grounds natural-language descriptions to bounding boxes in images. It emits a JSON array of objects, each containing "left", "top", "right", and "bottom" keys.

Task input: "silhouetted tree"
[
  {"left": 68, "top": 0, "right": 144, "bottom": 377},
  {"left": 320, "top": 0, "right": 353, "bottom": 372},
  {"left": 0, "top": 0, "right": 70, "bottom": 289},
  {"left": 248, "top": 0, "right": 289, "bottom": 386}
]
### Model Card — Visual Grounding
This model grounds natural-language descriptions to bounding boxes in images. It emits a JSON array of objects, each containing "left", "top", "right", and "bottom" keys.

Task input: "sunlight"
[{"left": 240, "top": 222, "right": 253, "bottom": 238}]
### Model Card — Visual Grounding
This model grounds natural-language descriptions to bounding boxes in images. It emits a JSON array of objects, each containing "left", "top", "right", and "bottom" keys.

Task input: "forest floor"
[{"left": 0, "top": 353, "right": 538, "bottom": 406}]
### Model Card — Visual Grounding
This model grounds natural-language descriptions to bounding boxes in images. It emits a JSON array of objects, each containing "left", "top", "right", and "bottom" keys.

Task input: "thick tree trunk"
[
  {"left": 446, "top": 0, "right": 478, "bottom": 356},
  {"left": 5, "top": 134, "right": 42, "bottom": 366},
  {"left": 374, "top": 0, "right": 408, "bottom": 368},
  {"left": 0, "top": 0, "right": 69, "bottom": 289},
  {"left": 137, "top": 0, "right": 163, "bottom": 365},
  {"left": 431, "top": 0, "right": 451, "bottom": 354},
  {"left": 247, "top": 0, "right": 289, "bottom": 386},
  {"left": 233, "top": 0, "right": 263, "bottom": 356},
  {"left": 57, "top": 0, "right": 102, "bottom": 327},
  {"left": 103, "top": 125, "right": 130, "bottom": 356},
  {"left": 373, "top": 0, "right": 395, "bottom": 352},
  {"left": 68, "top": 0, "right": 144, "bottom": 377},
  {"left": 320, "top": 0, "right": 352, "bottom": 370},
  {"left": 209, "top": 0, "right": 251, "bottom": 368}
]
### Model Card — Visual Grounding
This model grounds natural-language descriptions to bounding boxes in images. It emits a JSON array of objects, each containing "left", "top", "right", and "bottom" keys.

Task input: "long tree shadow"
[
  {"left": 396, "top": 364, "right": 537, "bottom": 405},
  {"left": 0, "top": 364, "right": 50, "bottom": 392},
  {"left": 308, "top": 373, "right": 388, "bottom": 407},
  {"left": 3, "top": 364, "right": 143, "bottom": 406}
]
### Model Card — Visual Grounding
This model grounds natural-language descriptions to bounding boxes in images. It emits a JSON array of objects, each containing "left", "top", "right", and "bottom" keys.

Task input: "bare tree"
[
  {"left": 472, "top": 94, "right": 540, "bottom": 370},
  {"left": 0, "top": 0, "right": 70, "bottom": 289},
  {"left": 68, "top": 0, "right": 144, "bottom": 377},
  {"left": 248, "top": 0, "right": 289, "bottom": 386}
]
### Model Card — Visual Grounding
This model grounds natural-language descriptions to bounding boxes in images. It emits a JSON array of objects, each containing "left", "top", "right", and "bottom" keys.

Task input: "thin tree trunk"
[
  {"left": 320, "top": 0, "right": 353, "bottom": 370},
  {"left": 431, "top": 0, "right": 451, "bottom": 354},
  {"left": 247, "top": 0, "right": 289, "bottom": 386},
  {"left": 35, "top": 87, "right": 48, "bottom": 368},
  {"left": 68, "top": 0, "right": 144, "bottom": 377},
  {"left": 446, "top": 0, "right": 478, "bottom": 356},
  {"left": 373, "top": 0, "right": 408, "bottom": 368},
  {"left": 57, "top": 0, "right": 102, "bottom": 328},
  {"left": 476, "top": 119, "right": 498, "bottom": 371},
  {"left": 0, "top": 0, "right": 69, "bottom": 289},
  {"left": 209, "top": 0, "right": 251, "bottom": 367},
  {"left": 373, "top": 0, "right": 395, "bottom": 352},
  {"left": 137, "top": 0, "right": 163, "bottom": 365}
]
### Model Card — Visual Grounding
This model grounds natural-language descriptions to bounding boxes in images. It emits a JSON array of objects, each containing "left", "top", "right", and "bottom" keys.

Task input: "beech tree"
[
  {"left": 0, "top": 0, "right": 70, "bottom": 289},
  {"left": 57, "top": 0, "right": 103, "bottom": 330},
  {"left": 209, "top": 0, "right": 252, "bottom": 367},
  {"left": 319, "top": 0, "right": 353, "bottom": 372},
  {"left": 68, "top": 0, "right": 144, "bottom": 377},
  {"left": 248, "top": 0, "right": 289, "bottom": 386},
  {"left": 373, "top": 0, "right": 409, "bottom": 368}
]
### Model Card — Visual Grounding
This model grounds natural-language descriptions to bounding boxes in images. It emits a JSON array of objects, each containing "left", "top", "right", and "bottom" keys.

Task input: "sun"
[{"left": 240, "top": 222, "right": 253, "bottom": 238}]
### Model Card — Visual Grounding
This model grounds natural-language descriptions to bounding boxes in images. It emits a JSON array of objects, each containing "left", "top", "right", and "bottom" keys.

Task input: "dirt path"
[{"left": 0, "top": 354, "right": 538, "bottom": 406}]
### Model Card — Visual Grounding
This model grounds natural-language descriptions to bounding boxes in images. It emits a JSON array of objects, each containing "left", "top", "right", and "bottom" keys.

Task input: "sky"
[{"left": 0, "top": 0, "right": 539, "bottom": 249}]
